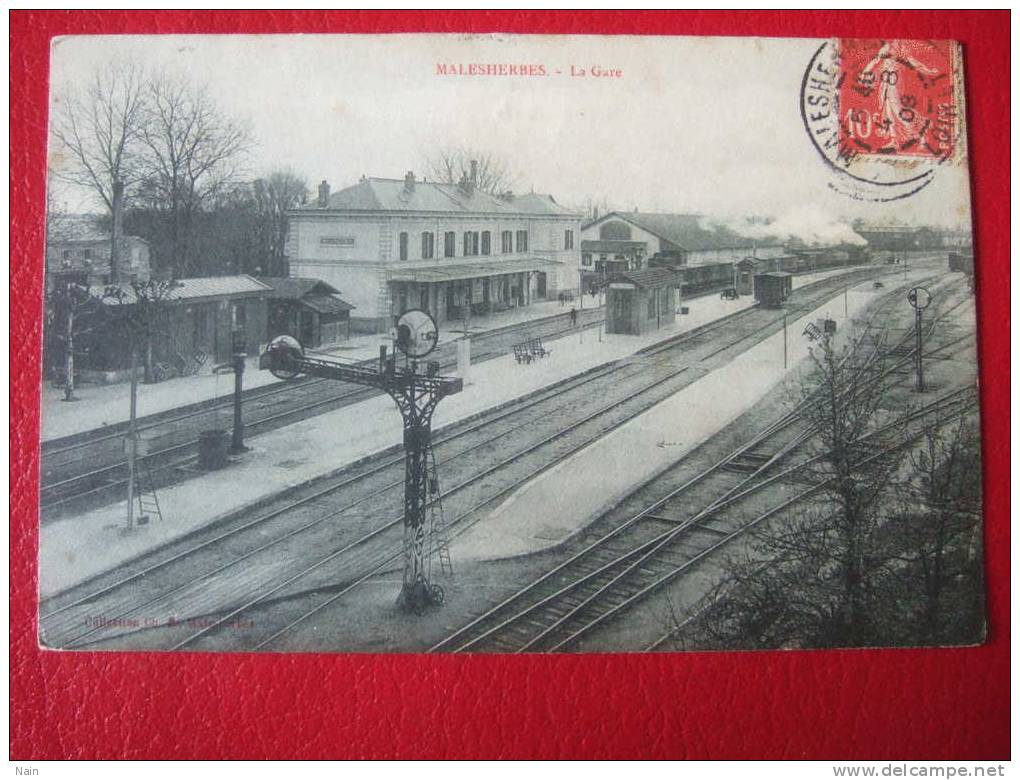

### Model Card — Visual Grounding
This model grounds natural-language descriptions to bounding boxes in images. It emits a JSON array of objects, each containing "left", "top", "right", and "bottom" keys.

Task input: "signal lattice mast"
[{"left": 261, "top": 309, "right": 462, "bottom": 613}]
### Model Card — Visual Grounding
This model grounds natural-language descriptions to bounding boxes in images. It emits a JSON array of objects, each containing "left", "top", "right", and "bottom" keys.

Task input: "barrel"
[{"left": 198, "top": 429, "right": 229, "bottom": 470}]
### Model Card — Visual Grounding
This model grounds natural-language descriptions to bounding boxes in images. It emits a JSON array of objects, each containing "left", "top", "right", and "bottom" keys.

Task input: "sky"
[{"left": 48, "top": 34, "right": 974, "bottom": 233}]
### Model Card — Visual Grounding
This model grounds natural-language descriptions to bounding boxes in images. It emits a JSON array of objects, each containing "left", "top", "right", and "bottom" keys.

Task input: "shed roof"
[
  {"left": 101, "top": 275, "right": 270, "bottom": 305},
  {"left": 260, "top": 277, "right": 341, "bottom": 299},
  {"left": 615, "top": 268, "right": 681, "bottom": 288},
  {"left": 303, "top": 294, "right": 355, "bottom": 315}
]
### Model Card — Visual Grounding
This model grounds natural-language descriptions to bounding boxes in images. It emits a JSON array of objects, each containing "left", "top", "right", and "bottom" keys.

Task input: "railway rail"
[
  {"left": 427, "top": 282, "right": 976, "bottom": 653},
  {"left": 39, "top": 307, "right": 607, "bottom": 516},
  {"left": 41, "top": 265, "right": 887, "bottom": 650},
  {"left": 40, "top": 270, "right": 880, "bottom": 517}
]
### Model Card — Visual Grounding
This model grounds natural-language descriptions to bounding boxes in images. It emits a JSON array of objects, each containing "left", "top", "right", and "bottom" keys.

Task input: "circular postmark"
[{"left": 800, "top": 39, "right": 961, "bottom": 202}]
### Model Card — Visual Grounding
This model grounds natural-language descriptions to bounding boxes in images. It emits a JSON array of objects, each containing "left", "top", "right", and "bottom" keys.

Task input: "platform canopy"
[{"left": 387, "top": 257, "right": 562, "bottom": 284}]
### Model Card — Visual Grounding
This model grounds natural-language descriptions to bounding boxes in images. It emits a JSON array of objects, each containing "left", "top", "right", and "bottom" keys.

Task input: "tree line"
[{"left": 50, "top": 61, "right": 308, "bottom": 280}]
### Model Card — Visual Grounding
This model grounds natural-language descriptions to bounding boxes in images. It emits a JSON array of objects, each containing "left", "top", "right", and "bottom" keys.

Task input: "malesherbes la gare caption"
[{"left": 436, "top": 62, "right": 623, "bottom": 78}]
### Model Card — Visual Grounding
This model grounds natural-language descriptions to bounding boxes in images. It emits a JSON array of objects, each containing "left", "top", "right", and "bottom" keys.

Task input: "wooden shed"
[
  {"left": 753, "top": 272, "right": 793, "bottom": 309},
  {"left": 605, "top": 268, "right": 681, "bottom": 336},
  {"left": 734, "top": 257, "right": 758, "bottom": 296},
  {"left": 262, "top": 277, "right": 355, "bottom": 348}
]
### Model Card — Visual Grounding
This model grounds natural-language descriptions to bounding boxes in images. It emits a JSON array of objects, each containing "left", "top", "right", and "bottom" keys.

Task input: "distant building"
[
  {"left": 852, "top": 222, "right": 923, "bottom": 252},
  {"left": 45, "top": 214, "right": 151, "bottom": 292},
  {"left": 286, "top": 169, "right": 582, "bottom": 333},
  {"left": 261, "top": 277, "right": 355, "bottom": 347},
  {"left": 580, "top": 211, "right": 785, "bottom": 289}
]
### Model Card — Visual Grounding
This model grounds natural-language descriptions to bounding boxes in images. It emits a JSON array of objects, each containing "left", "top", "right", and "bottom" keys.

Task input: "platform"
[{"left": 37, "top": 266, "right": 872, "bottom": 597}]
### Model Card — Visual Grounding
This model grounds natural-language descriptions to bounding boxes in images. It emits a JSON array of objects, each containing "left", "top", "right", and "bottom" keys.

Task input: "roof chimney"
[
  {"left": 404, "top": 170, "right": 416, "bottom": 192},
  {"left": 470, "top": 159, "right": 478, "bottom": 188},
  {"left": 317, "top": 180, "right": 331, "bottom": 208}
]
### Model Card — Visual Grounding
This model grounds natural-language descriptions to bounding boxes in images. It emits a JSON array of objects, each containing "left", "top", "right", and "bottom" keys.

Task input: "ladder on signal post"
[
  {"left": 426, "top": 442, "right": 453, "bottom": 576},
  {"left": 135, "top": 459, "right": 165, "bottom": 525}
]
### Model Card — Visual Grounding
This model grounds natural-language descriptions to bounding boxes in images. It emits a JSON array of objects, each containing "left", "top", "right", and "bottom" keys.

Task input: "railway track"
[
  {"left": 41, "top": 266, "right": 886, "bottom": 650},
  {"left": 39, "top": 307, "right": 608, "bottom": 516},
  {"left": 426, "top": 280, "right": 976, "bottom": 653},
  {"left": 40, "top": 269, "right": 888, "bottom": 516},
  {"left": 428, "top": 383, "right": 976, "bottom": 654}
]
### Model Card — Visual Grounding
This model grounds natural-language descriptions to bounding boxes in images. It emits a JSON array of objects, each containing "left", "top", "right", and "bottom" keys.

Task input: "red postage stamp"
[
  {"left": 838, "top": 39, "right": 956, "bottom": 159},
  {"left": 801, "top": 38, "right": 962, "bottom": 202}
]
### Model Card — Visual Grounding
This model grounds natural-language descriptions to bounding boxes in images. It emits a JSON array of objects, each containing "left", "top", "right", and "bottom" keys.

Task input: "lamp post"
[
  {"left": 230, "top": 328, "right": 247, "bottom": 453},
  {"left": 907, "top": 286, "right": 932, "bottom": 393}
]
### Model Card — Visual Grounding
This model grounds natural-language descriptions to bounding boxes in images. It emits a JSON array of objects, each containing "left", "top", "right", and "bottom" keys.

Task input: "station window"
[
  {"left": 444, "top": 231, "right": 456, "bottom": 258},
  {"left": 83, "top": 248, "right": 92, "bottom": 260},
  {"left": 647, "top": 293, "right": 656, "bottom": 319},
  {"left": 501, "top": 230, "right": 513, "bottom": 253},
  {"left": 564, "top": 229, "right": 574, "bottom": 250},
  {"left": 463, "top": 231, "right": 480, "bottom": 256},
  {"left": 481, "top": 231, "right": 491, "bottom": 255},
  {"left": 399, "top": 232, "right": 408, "bottom": 262},
  {"left": 581, "top": 253, "right": 592, "bottom": 267},
  {"left": 421, "top": 231, "right": 435, "bottom": 259},
  {"left": 516, "top": 230, "right": 528, "bottom": 253}
]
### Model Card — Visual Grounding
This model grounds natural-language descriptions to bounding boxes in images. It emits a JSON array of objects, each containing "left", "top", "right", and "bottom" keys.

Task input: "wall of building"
[
  {"left": 606, "top": 284, "right": 676, "bottom": 336},
  {"left": 45, "top": 237, "right": 151, "bottom": 291},
  {"left": 288, "top": 211, "right": 581, "bottom": 332}
]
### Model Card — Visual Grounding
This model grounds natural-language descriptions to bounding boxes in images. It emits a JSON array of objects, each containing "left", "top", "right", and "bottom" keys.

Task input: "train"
[
  {"left": 948, "top": 251, "right": 975, "bottom": 276},
  {"left": 654, "top": 247, "right": 868, "bottom": 298}
]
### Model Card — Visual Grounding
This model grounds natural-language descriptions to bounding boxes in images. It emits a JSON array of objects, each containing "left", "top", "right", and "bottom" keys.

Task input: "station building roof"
[
  {"left": 585, "top": 211, "right": 785, "bottom": 254},
  {"left": 294, "top": 177, "right": 580, "bottom": 219}
]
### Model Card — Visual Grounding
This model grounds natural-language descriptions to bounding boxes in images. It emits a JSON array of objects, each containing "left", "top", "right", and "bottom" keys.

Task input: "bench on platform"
[
  {"left": 526, "top": 337, "right": 550, "bottom": 359},
  {"left": 512, "top": 337, "right": 551, "bottom": 364}
]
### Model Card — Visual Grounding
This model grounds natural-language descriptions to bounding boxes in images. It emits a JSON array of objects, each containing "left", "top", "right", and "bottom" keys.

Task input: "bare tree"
[
  {"left": 798, "top": 332, "right": 902, "bottom": 643},
  {"left": 136, "top": 74, "right": 252, "bottom": 277},
  {"left": 423, "top": 147, "right": 516, "bottom": 195},
  {"left": 50, "top": 61, "right": 147, "bottom": 282},
  {"left": 888, "top": 413, "right": 984, "bottom": 644},
  {"left": 252, "top": 171, "right": 308, "bottom": 276},
  {"left": 662, "top": 330, "right": 906, "bottom": 650}
]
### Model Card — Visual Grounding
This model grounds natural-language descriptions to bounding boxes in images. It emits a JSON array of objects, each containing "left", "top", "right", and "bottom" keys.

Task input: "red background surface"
[{"left": 10, "top": 11, "right": 1009, "bottom": 760}]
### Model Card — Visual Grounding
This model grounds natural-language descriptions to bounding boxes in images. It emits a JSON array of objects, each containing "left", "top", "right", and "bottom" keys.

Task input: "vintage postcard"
[{"left": 39, "top": 34, "right": 981, "bottom": 654}]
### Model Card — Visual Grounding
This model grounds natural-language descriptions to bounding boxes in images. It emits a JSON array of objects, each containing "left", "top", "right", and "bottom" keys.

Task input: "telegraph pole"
[
  {"left": 783, "top": 311, "right": 788, "bottom": 370},
  {"left": 230, "top": 329, "right": 247, "bottom": 453},
  {"left": 125, "top": 339, "right": 139, "bottom": 531}
]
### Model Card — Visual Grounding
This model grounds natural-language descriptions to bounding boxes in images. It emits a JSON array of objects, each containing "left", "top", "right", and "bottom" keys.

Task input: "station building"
[
  {"left": 580, "top": 211, "right": 785, "bottom": 291},
  {"left": 286, "top": 169, "right": 582, "bottom": 334}
]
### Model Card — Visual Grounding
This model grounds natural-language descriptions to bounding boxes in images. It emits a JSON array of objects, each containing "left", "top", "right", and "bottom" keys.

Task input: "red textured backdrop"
[{"left": 9, "top": 11, "right": 1009, "bottom": 760}]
